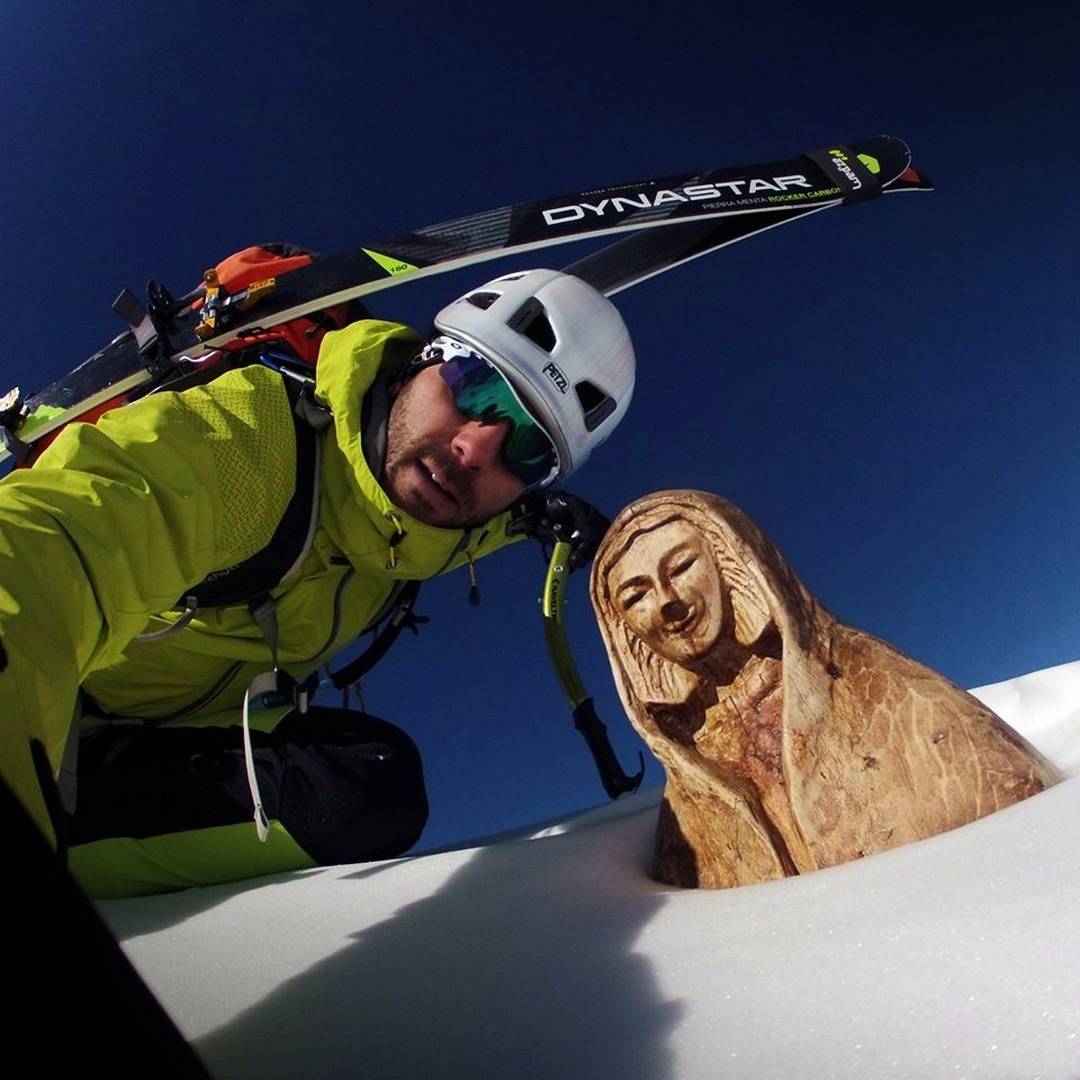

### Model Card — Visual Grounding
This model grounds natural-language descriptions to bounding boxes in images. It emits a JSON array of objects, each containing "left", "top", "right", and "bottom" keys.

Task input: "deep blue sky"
[{"left": 2, "top": 2, "right": 1077, "bottom": 849}]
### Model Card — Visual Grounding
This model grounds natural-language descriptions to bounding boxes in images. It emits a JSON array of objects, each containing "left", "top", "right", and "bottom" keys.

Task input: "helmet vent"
[
  {"left": 466, "top": 291, "right": 499, "bottom": 310},
  {"left": 507, "top": 298, "right": 556, "bottom": 352},
  {"left": 575, "top": 380, "right": 616, "bottom": 432}
]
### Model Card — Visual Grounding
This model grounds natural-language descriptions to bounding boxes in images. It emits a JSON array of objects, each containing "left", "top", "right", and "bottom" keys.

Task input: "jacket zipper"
[
  {"left": 151, "top": 525, "right": 470, "bottom": 721},
  {"left": 157, "top": 659, "right": 247, "bottom": 722},
  {"left": 159, "top": 563, "right": 357, "bottom": 720}
]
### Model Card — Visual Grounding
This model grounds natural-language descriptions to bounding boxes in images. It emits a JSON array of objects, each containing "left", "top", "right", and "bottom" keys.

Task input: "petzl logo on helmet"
[{"left": 543, "top": 362, "right": 569, "bottom": 393}]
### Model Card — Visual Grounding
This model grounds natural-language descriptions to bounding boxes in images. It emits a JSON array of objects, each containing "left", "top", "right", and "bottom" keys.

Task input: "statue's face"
[{"left": 609, "top": 520, "right": 726, "bottom": 666}]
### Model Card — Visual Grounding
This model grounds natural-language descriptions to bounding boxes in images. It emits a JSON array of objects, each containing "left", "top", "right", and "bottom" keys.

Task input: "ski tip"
[
  {"left": 863, "top": 134, "right": 912, "bottom": 155},
  {"left": 898, "top": 165, "right": 935, "bottom": 191}
]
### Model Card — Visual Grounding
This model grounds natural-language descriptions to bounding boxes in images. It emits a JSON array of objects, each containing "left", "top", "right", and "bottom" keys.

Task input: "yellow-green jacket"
[{"left": 0, "top": 319, "right": 519, "bottom": 846}]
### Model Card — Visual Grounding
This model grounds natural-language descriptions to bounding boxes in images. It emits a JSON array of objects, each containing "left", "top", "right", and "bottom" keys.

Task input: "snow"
[{"left": 102, "top": 661, "right": 1080, "bottom": 1079}]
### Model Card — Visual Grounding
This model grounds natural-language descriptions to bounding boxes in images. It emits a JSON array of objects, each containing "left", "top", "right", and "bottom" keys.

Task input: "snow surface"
[{"left": 102, "top": 661, "right": 1080, "bottom": 1080}]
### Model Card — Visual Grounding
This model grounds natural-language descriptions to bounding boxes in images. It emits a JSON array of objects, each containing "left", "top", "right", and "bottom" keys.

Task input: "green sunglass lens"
[{"left": 439, "top": 353, "right": 558, "bottom": 485}]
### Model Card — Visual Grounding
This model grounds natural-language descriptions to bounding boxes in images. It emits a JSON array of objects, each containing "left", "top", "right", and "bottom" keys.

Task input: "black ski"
[
  {"left": 568, "top": 155, "right": 932, "bottom": 296},
  {"left": 1, "top": 136, "right": 928, "bottom": 464}
]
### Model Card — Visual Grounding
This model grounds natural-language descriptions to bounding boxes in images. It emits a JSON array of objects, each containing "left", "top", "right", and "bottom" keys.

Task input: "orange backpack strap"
[
  {"left": 201, "top": 243, "right": 362, "bottom": 365},
  {"left": 212, "top": 242, "right": 315, "bottom": 284}
]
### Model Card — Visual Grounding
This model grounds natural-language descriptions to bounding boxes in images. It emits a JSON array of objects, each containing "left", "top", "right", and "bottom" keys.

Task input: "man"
[{"left": 0, "top": 262, "right": 635, "bottom": 896}]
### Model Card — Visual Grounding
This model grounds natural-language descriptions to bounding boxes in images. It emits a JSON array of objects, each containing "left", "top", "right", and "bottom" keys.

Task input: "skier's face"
[
  {"left": 382, "top": 364, "right": 528, "bottom": 527},
  {"left": 608, "top": 520, "right": 726, "bottom": 666}
]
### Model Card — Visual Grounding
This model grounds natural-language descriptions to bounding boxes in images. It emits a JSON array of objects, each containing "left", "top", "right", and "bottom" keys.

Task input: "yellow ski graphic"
[{"left": 362, "top": 248, "right": 418, "bottom": 277}]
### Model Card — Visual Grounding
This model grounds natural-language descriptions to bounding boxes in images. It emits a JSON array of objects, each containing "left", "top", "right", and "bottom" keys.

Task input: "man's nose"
[{"left": 451, "top": 420, "right": 508, "bottom": 470}]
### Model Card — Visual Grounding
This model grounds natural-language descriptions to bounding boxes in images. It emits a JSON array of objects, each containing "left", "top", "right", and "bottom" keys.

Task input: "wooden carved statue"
[{"left": 590, "top": 491, "right": 1061, "bottom": 889}]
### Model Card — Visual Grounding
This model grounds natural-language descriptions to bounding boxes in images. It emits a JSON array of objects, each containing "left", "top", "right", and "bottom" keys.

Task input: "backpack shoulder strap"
[{"left": 325, "top": 580, "right": 426, "bottom": 692}]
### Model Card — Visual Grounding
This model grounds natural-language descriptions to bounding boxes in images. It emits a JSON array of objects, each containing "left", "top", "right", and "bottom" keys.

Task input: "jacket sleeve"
[{"left": 0, "top": 365, "right": 296, "bottom": 844}]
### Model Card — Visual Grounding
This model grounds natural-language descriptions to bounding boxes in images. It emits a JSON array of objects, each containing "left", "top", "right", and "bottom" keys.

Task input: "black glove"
[{"left": 508, "top": 490, "right": 611, "bottom": 571}]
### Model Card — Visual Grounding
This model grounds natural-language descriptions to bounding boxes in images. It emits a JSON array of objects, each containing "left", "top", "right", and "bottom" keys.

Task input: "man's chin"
[
  {"left": 408, "top": 499, "right": 464, "bottom": 529},
  {"left": 382, "top": 474, "right": 460, "bottom": 529},
  {"left": 394, "top": 486, "right": 515, "bottom": 531}
]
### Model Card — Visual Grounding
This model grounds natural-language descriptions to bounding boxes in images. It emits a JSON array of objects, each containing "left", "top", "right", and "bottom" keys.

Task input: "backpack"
[{"left": 21, "top": 243, "right": 365, "bottom": 466}]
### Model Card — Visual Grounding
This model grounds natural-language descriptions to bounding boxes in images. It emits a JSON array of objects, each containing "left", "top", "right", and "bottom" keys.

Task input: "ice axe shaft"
[{"left": 542, "top": 542, "right": 644, "bottom": 799}]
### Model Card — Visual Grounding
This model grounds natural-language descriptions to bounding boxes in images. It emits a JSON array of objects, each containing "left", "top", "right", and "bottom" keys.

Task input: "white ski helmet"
[{"left": 433, "top": 268, "right": 635, "bottom": 480}]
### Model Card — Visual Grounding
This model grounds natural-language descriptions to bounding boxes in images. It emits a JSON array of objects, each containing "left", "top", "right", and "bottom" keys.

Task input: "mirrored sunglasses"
[{"left": 435, "top": 346, "right": 560, "bottom": 488}]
